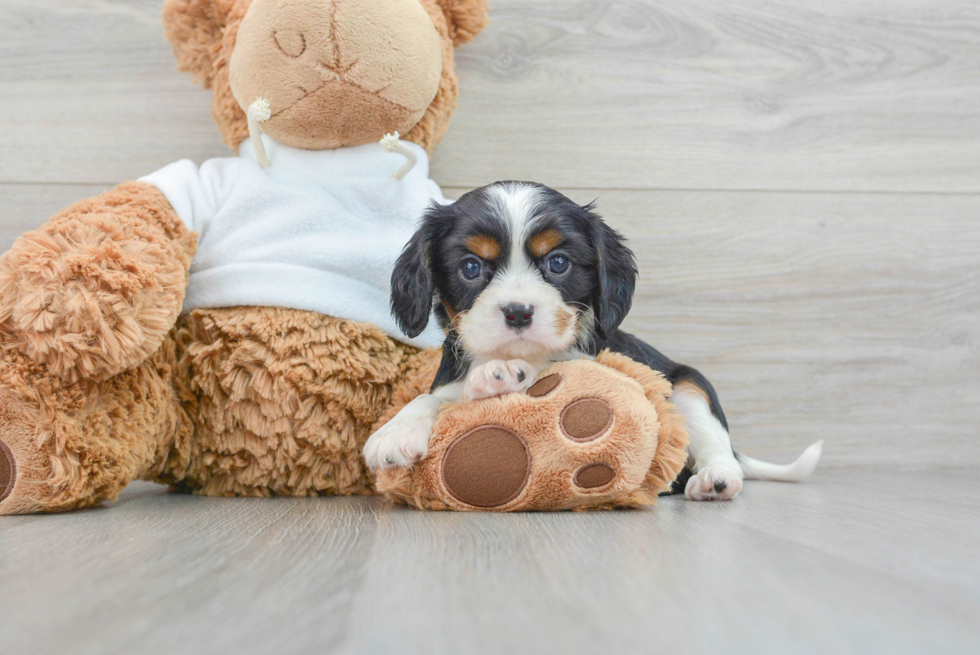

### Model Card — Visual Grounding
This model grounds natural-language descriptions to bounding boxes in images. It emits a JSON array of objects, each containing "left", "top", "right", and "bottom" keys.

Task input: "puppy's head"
[{"left": 392, "top": 182, "right": 637, "bottom": 361}]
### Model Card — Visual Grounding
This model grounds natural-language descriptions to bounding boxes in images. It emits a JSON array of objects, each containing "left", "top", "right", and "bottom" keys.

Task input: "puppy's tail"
[{"left": 736, "top": 440, "right": 823, "bottom": 482}]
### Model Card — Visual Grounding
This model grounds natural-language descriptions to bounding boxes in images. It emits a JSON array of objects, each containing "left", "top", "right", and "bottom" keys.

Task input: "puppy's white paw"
[
  {"left": 685, "top": 464, "right": 744, "bottom": 501},
  {"left": 363, "top": 396, "right": 441, "bottom": 470},
  {"left": 463, "top": 359, "right": 536, "bottom": 400}
]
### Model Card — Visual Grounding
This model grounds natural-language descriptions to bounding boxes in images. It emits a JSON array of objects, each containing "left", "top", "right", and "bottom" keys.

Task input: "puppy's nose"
[{"left": 502, "top": 304, "right": 534, "bottom": 329}]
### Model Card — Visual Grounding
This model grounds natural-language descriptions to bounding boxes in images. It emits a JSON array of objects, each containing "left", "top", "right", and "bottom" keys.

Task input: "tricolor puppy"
[{"left": 363, "top": 182, "right": 822, "bottom": 500}]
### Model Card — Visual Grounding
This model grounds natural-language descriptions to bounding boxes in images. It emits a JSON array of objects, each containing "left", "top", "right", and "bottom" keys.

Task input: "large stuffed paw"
[{"left": 374, "top": 353, "right": 690, "bottom": 511}]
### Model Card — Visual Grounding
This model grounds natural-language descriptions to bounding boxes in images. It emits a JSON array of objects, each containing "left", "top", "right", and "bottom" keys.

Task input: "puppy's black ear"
[
  {"left": 390, "top": 204, "right": 452, "bottom": 338},
  {"left": 391, "top": 230, "right": 435, "bottom": 339},
  {"left": 588, "top": 206, "right": 637, "bottom": 339}
]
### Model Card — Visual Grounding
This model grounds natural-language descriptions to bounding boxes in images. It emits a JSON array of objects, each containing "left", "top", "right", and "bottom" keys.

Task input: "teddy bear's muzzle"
[{"left": 259, "top": 80, "right": 423, "bottom": 151}]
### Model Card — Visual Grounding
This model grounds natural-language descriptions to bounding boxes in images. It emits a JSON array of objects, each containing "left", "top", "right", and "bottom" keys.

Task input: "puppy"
[{"left": 363, "top": 182, "right": 822, "bottom": 500}]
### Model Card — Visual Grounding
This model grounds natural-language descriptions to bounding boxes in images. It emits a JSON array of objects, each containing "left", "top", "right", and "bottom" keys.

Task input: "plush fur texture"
[
  {"left": 374, "top": 351, "right": 689, "bottom": 511},
  {"left": 0, "top": 306, "right": 192, "bottom": 514},
  {"left": 0, "top": 266, "right": 442, "bottom": 513},
  {"left": 160, "top": 307, "right": 441, "bottom": 497},
  {"left": 162, "top": 0, "right": 488, "bottom": 152},
  {"left": 0, "top": 182, "right": 197, "bottom": 385}
]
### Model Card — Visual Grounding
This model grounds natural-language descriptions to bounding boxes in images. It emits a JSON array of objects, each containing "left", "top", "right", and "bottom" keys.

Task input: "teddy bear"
[
  {"left": 0, "top": 0, "right": 490, "bottom": 514},
  {"left": 0, "top": 0, "right": 689, "bottom": 515}
]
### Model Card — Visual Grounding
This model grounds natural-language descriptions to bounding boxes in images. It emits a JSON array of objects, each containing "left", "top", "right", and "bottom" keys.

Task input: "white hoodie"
[{"left": 140, "top": 135, "right": 447, "bottom": 349}]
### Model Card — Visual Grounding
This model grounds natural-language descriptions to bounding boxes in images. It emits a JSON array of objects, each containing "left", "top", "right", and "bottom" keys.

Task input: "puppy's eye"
[
  {"left": 547, "top": 254, "right": 570, "bottom": 275},
  {"left": 460, "top": 257, "right": 483, "bottom": 280}
]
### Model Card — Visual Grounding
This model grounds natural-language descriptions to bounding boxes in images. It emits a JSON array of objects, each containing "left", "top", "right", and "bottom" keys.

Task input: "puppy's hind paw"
[{"left": 685, "top": 464, "right": 744, "bottom": 501}]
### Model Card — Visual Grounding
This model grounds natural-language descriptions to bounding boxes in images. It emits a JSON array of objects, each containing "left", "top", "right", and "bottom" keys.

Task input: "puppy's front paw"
[
  {"left": 363, "top": 401, "right": 440, "bottom": 470},
  {"left": 463, "top": 359, "right": 537, "bottom": 401},
  {"left": 685, "top": 464, "right": 744, "bottom": 501}
]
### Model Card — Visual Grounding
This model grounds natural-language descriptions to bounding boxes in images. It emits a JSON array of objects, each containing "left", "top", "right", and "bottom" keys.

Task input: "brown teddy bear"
[
  {"left": 0, "top": 0, "right": 687, "bottom": 515},
  {"left": 0, "top": 0, "right": 488, "bottom": 514}
]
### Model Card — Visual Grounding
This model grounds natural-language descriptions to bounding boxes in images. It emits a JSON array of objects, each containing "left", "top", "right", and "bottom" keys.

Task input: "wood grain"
[
  {"left": 0, "top": 471, "right": 978, "bottom": 655},
  {"left": 2, "top": 1, "right": 980, "bottom": 192},
  {"left": 437, "top": 0, "right": 980, "bottom": 192}
]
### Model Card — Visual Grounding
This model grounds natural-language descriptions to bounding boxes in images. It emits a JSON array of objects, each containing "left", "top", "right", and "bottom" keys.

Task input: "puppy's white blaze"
[{"left": 489, "top": 182, "right": 541, "bottom": 267}]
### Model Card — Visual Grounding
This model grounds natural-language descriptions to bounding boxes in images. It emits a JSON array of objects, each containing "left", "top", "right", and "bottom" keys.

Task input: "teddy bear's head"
[{"left": 162, "top": 0, "right": 488, "bottom": 153}]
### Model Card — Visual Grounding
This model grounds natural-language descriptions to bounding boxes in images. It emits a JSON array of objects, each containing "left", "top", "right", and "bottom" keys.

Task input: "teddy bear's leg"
[
  {"left": 0, "top": 182, "right": 197, "bottom": 514},
  {"left": 162, "top": 307, "right": 441, "bottom": 498},
  {"left": 0, "top": 332, "right": 190, "bottom": 514}
]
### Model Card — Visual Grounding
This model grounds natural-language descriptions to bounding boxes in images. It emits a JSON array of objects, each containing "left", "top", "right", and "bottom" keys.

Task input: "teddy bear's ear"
[
  {"left": 434, "top": 0, "right": 490, "bottom": 46},
  {"left": 162, "top": 0, "right": 242, "bottom": 87}
]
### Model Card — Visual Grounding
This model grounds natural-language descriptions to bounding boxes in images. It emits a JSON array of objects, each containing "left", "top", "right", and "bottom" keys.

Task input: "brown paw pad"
[
  {"left": 0, "top": 439, "right": 15, "bottom": 503},
  {"left": 526, "top": 373, "right": 562, "bottom": 397},
  {"left": 560, "top": 398, "right": 613, "bottom": 442},
  {"left": 574, "top": 463, "right": 616, "bottom": 489},
  {"left": 441, "top": 427, "right": 531, "bottom": 508}
]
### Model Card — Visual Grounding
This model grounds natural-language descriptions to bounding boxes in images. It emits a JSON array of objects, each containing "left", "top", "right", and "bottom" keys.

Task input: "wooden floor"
[
  {"left": 1, "top": 1, "right": 979, "bottom": 653},
  {"left": 1, "top": 470, "right": 978, "bottom": 655}
]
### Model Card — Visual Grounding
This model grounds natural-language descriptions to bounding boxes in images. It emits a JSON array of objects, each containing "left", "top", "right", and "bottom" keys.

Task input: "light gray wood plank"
[
  {"left": 2, "top": 1, "right": 980, "bottom": 193},
  {"left": 0, "top": 490, "right": 380, "bottom": 654},
  {"left": 0, "top": 0, "right": 227, "bottom": 185},
  {"left": 345, "top": 471, "right": 980, "bottom": 655},
  {"left": 439, "top": 0, "right": 980, "bottom": 192},
  {"left": 1, "top": 470, "right": 978, "bottom": 655}
]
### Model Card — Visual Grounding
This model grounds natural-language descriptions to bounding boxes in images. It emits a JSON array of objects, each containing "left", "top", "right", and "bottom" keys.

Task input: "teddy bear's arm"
[{"left": 0, "top": 182, "right": 197, "bottom": 383}]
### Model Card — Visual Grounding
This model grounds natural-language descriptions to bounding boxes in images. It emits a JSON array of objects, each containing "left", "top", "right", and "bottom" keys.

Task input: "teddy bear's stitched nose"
[{"left": 274, "top": 30, "right": 307, "bottom": 58}]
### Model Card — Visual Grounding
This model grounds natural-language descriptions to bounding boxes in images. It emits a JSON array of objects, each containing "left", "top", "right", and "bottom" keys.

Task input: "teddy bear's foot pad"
[
  {"left": 0, "top": 439, "right": 15, "bottom": 504},
  {"left": 442, "top": 427, "right": 531, "bottom": 508},
  {"left": 574, "top": 463, "right": 616, "bottom": 488}
]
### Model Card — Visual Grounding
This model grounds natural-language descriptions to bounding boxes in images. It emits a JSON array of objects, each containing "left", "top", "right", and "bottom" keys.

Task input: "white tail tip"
[{"left": 737, "top": 440, "right": 823, "bottom": 482}]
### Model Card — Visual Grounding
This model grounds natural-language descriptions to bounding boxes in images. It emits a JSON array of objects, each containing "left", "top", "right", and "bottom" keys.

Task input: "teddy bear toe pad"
[
  {"left": 573, "top": 463, "right": 617, "bottom": 489},
  {"left": 0, "top": 439, "right": 14, "bottom": 503},
  {"left": 560, "top": 398, "right": 614, "bottom": 442},
  {"left": 442, "top": 427, "right": 531, "bottom": 508},
  {"left": 526, "top": 374, "right": 562, "bottom": 397}
]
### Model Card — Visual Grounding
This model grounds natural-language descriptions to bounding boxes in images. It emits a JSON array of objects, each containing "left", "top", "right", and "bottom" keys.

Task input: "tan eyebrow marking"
[
  {"left": 528, "top": 229, "right": 563, "bottom": 258},
  {"left": 464, "top": 235, "right": 501, "bottom": 260}
]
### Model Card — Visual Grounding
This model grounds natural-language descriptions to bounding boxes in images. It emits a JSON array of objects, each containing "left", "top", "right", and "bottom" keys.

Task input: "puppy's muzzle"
[{"left": 502, "top": 303, "right": 534, "bottom": 329}]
